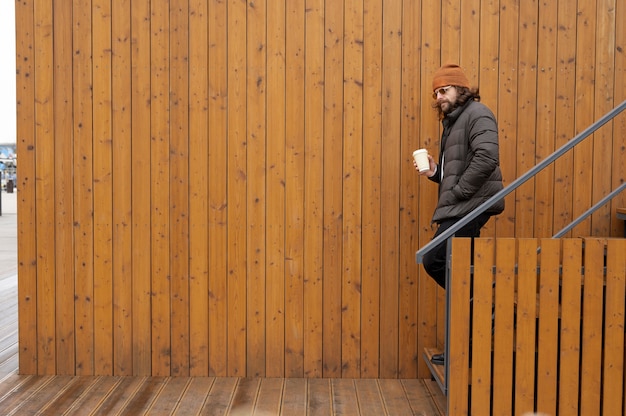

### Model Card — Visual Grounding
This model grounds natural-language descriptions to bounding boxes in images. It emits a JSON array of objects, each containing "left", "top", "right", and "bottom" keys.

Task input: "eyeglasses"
[{"left": 432, "top": 85, "right": 452, "bottom": 99}]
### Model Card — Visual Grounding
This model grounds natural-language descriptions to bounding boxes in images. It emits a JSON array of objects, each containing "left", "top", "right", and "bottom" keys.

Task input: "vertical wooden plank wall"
[{"left": 15, "top": 0, "right": 626, "bottom": 377}]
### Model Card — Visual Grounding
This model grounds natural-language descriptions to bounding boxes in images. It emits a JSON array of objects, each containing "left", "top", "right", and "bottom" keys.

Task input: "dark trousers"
[{"left": 422, "top": 213, "right": 491, "bottom": 288}]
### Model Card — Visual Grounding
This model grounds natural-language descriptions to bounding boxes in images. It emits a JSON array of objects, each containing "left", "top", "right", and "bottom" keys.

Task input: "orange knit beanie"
[{"left": 432, "top": 63, "right": 471, "bottom": 91}]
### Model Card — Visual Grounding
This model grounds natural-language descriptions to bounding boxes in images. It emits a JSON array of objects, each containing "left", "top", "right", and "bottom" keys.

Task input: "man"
[{"left": 416, "top": 64, "right": 505, "bottom": 363}]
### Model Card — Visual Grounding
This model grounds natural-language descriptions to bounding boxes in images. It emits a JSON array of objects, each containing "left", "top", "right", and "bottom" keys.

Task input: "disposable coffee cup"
[{"left": 413, "top": 149, "right": 430, "bottom": 172}]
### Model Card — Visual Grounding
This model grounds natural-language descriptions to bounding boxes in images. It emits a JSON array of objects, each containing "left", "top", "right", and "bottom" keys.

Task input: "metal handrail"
[
  {"left": 416, "top": 99, "right": 626, "bottom": 264},
  {"left": 552, "top": 182, "right": 626, "bottom": 238}
]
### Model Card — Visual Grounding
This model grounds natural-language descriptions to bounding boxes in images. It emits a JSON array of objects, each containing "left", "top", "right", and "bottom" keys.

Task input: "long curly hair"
[{"left": 434, "top": 86, "right": 481, "bottom": 120}]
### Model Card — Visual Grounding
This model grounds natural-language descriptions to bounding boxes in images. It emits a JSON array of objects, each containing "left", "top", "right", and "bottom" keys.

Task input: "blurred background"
[{"left": 0, "top": 1, "right": 16, "bottom": 192}]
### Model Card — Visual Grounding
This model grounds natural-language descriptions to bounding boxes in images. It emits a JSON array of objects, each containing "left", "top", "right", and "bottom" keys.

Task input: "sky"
[{"left": 1, "top": 1, "right": 16, "bottom": 145}]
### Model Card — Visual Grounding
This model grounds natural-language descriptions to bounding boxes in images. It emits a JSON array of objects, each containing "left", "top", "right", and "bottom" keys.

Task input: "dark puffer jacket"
[{"left": 429, "top": 99, "right": 505, "bottom": 223}]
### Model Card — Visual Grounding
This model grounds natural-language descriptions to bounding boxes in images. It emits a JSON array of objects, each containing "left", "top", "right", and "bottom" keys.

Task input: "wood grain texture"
[
  {"left": 440, "top": 237, "right": 626, "bottom": 415},
  {"left": 0, "top": 373, "right": 445, "bottom": 415},
  {"left": 14, "top": 0, "right": 626, "bottom": 381}
]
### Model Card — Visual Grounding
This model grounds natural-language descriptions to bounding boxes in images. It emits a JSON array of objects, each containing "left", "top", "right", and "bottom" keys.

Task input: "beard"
[{"left": 437, "top": 99, "right": 453, "bottom": 114}]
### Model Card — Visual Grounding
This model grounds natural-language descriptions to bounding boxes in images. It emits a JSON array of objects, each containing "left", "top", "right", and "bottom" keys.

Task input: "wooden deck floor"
[
  {"left": 0, "top": 271, "right": 446, "bottom": 415},
  {"left": 0, "top": 374, "right": 445, "bottom": 415}
]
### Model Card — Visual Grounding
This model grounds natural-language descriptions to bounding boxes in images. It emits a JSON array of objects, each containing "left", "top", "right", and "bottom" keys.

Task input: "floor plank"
[
  {"left": 228, "top": 377, "right": 261, "bottom": 415},
  {"left": 149, "top": 376, "right": 193, "bottom": 414},
  {"left": 354, "top": 379, "right": 386, "bottom": 416},
  {"left": 5, "top": 375, "right": 75, "bottom": 415},
  {"left": 403, "top": 378, "right": 446, "bottom": 416},
  {"left": 306, "top": 378, "right": 332, "bottom": 415},
  {"left": 280, "top": 377, "right": 312, "bottom": 415},
  {"left": 0, "top": 375, "right": 54, "bottom": 413},
  {"left": 0, "top": 373, "right": 30, "bottom": 399},
  {"left": 253, "top": 377, "right": 284, "bottom": 414},
  {"left": 201, "top": 376, "right": 238, "bottom": 416},
  {"left": 38, "top": 376, "right": 100, "bottom": 415},
  {"left": 423, "top": 378, "right": 447, "bottom": 415},
  {"left": 118, "top": 377, "right": 168, "bottom": 415},
  {"left": 379, "top": 378, "right": 417, "bottom": 415},
  {"left": 92, "top": 376, "right": 147, "bottom": 416},
  {"left": 332, "top": 378, "right": 359, "bottom": 415},
  {"left": 63, "top": 376, "right": 124, "bottom": 415},
  {"left": 173, "top": 376, "right": 215, "bottom": 414}
]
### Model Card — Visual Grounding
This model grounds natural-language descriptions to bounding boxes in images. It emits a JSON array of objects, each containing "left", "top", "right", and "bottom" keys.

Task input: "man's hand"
[{"left": 414, "top": 153, "right": 437, "bottom": 178}]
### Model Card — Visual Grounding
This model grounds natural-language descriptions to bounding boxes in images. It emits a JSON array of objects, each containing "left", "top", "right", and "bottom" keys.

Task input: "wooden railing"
[{"left": 424, "top": 237, "right": 626, "bottom": 416}]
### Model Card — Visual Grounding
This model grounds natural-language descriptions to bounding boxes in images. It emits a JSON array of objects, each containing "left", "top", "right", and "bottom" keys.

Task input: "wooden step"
[{"left": 423, "top": 347, "right": 446, "bottom": 395}]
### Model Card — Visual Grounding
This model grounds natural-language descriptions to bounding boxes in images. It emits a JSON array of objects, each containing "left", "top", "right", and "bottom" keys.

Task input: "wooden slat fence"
[
  {"left": 15, "top": 0, "right": 626, "bottom": 377},
  {"left": 442, "top": 237, "right": 626, "bottom": 416}
]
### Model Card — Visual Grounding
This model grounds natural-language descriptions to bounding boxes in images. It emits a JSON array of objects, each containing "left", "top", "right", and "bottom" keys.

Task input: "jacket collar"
[{"left": 443, "top": 99, "right": 474, "bottom": 127}]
